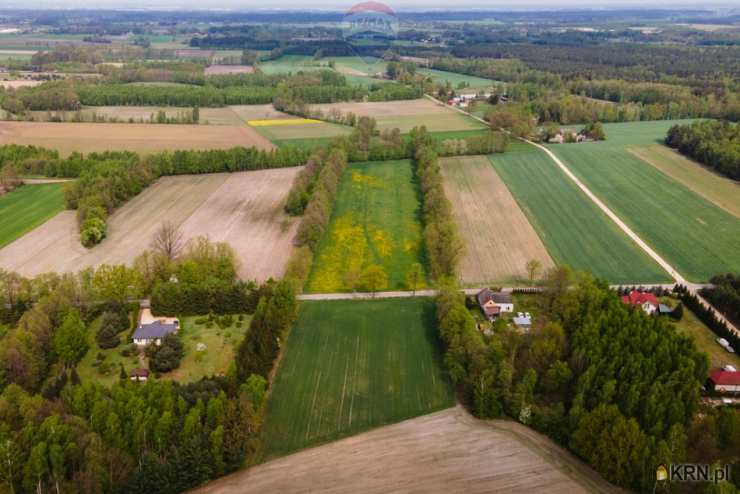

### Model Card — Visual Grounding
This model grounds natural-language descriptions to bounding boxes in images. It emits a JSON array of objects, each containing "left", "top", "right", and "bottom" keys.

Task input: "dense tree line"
[
  {"left": 446, "top": 43, "right": 740, "bottom": 89},
  {"left": 665, "top": 120, "right": 740, "bottom": 180},
  {"left": 435, "top": 270, "right": 730, "bottom": 491},
  {"left": 700, "top": 274, "right": 740, "bottom": 328},
  {"left": 76, "top": 84, "right": 276, "bottom": 107},
  {"left": 410, "top": 128, "right": 463, "bottom": 280}
]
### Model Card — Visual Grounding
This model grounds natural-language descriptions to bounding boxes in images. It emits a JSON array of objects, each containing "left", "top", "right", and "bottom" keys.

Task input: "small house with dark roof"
[
  {"left": 477, "top": 288, "right": 514, "bottom": 321},
  {"left": 132, "top": 320, "right": 179, "bottom": 347}
]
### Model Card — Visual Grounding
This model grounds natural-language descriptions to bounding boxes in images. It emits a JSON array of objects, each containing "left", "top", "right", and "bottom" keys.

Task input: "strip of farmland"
[
  {"left": 489, "top": 147, "right": 670, "bottom": 283},
  {"left": 440, "top": 155, "right": 554, "bottom": 285},
  {"left": 0, "top": 121, "right": 275, "bottom": 156}
]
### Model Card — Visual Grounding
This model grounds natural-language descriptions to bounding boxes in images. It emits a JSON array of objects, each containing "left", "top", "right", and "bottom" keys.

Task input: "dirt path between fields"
[{"left": 190, "top": 406, "right": 622, "bottom": 494}]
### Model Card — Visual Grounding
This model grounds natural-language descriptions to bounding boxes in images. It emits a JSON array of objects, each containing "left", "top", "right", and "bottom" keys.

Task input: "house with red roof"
[
  {"left": 708, "top": 370, "right": 740, "bottom": 393},
  {"left": 621, "top": 290, "right": 659, "bottom": 315}
]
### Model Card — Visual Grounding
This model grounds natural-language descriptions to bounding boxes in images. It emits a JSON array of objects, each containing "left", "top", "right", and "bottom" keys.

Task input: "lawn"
[
  {"left": 672, "top": 305, "right": 740, "bottom": 370},
  {"left": 259, "top": 298, "right": 454, "bottom": 460},
  {"left": 489, "top": 147, "right": 670, "bottom": 284},
  {"left": 549, "top": 140, "right": 740, "bottom": 282},
  {"left": 168, "top": 315, "right": 251, "bottom": 382},
  {"left": 0, "top": 184, "right": 65, "bottom": 248},
  {"left": 306, "top": 160, "right": 428, "bottom": 293},
  {"left": 76, "top": 313, "right": 251, "bottom": 387}
]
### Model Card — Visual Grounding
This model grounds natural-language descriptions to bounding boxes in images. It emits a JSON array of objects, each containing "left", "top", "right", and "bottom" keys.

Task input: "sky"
[{"left": 3, "top": 0, "right": 736, "bottom": 10}]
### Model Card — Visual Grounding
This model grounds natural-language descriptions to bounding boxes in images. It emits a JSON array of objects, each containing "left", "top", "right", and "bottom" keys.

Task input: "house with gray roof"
[{"left": 132, "top": 320, "right": 179, "bottom": 347}]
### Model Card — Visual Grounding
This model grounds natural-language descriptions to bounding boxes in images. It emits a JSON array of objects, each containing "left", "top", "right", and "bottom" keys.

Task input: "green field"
[
  {"left": 0, "top": 184, "right": 65, "bottom": 248},
  {"left": 260, "top": 298, "right": 454, "bottom": 459},
  {"left": 549, "top": 123, "right": 740, "bottom": 282},
  {"left": 252, "top": 121, "right": 352, "bottom": 142},
  {"left": 306, "top": 160, "right": 428, "bottom": 293},
  {"left": 490, "top": 147, "right": 670, "bottom": 283},
  {"left": 418, "top": 67, "right": 497, "bottom": 89},
  {"left": 274, "top": 128, "right": 491, "bottom": 151},
  {"left": 258, "top": 55, "right": 327, "bottom": 75}
]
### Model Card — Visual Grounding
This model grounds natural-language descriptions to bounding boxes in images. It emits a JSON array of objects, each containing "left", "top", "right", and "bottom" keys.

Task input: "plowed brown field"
[
  {"left": 441, "top": 155, "right": 554, "bottom": 284},
  {"left": 0, "top": 121, "right": 274, "bottom": 156}
]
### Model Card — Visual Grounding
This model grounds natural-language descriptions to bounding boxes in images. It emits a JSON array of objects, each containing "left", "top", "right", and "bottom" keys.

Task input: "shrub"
[{"left": 148, "top": 335, "right": 185, "bottom": 373}]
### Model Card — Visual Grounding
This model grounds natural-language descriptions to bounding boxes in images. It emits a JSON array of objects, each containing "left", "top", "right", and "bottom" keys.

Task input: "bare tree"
[{"left": 151, "top": 221, "right": 184, "bottom": 260}]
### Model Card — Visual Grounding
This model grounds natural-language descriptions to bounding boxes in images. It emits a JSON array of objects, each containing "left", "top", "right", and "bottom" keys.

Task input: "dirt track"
[
  {"left": 441, "top": 156, "right": 554, "bottom": 284},
  {"left": 0, "top": 169, "right": 300, "bottom": 281},
  {"left": 190, "top": 406, "right": 621, "bottom": 494}
]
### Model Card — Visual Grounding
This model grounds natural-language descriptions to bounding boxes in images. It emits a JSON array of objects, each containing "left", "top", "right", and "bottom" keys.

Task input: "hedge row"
[{"left": 411, "top": 128, "right": 464, "bottom": 280}]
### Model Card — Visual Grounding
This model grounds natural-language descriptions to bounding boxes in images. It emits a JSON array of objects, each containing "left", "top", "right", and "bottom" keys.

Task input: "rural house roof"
[
  {"left": 621, "top": 291, "right": 659, "bottom": 307},
  {"left": 130, "top": 368, "right": 150, "bottom": 378},
  {"left": 132, "top": 321, "right": 178, "bottom": 341},
  {"left": 709, "top": 370, "right": 740, "bottom": 386},
  {"left": 477, "top": 289, "right": 512, "bottom": 306},
  {"left": 513, "top": 315, "right": 532, "bottom": 327}
]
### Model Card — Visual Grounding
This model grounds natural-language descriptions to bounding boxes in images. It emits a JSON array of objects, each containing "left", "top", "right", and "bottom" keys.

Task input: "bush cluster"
[{"left": 666, "top": 120, "right": 739, "bottom": 180}]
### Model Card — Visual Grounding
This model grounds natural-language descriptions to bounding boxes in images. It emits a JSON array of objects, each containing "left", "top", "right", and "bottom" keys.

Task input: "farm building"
[
  {"left": 513, "top": 313, "right": 532, "bottom": 331},
  {"left": 708, "top": 370, "right": 740, "bottom": 393},
  {"left": 621, "top": 290, "right": 659, "bottom": 315},
  {"left": 129, "top": 368, "right": 150, "bottom": 382},
  {"left": 132, "top": 320, "right": 179, "bottom": 347},
  {"left": 477, "top": 289, "right": 514, "bottom": 321}
]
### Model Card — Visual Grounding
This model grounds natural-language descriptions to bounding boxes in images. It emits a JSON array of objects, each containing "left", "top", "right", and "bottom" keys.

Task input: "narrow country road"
[{"left": 424, "top": 94, "right": 739, "bottom": 336}]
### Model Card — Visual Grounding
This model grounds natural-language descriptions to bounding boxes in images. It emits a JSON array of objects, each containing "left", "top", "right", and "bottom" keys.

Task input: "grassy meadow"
[
  {"left": 417, "top": 67, "right": 497, "bottom": 89},
  {"left": 0, "top": 184, "right": 65, "bottom": 248},
  {"left": 628, "top": 144, "right": 740, "bottom": 218},
  {"left": 306, "top": 160, "right": 427, "bottom": 293},
  {"left": 490, "top": 147, "right": 670, "bottom": 283},
  {"left": 260, "top": 298, "right": 454, "bottom": 460},
  {"left": 549, "top": 126, "right": 740, "bottom": 282}
]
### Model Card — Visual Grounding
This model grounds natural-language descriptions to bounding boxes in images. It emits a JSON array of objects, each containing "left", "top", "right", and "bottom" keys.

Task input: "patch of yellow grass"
[
  {"left": 247, "top": 118, "right": 322, "bottom": 127},
  {"left": 351, "top": 170, "right": 385, "bottom": 188}
]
